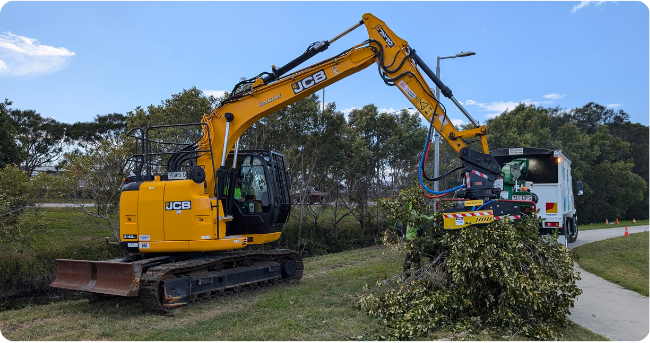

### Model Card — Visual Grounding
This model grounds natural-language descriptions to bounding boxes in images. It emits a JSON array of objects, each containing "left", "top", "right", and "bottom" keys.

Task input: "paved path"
[
  {"left": 39, "top": 203, "right": 95, "bottom": 207},
  {"left": 567, "top": 225, "right": 649, "bottom": 341}
]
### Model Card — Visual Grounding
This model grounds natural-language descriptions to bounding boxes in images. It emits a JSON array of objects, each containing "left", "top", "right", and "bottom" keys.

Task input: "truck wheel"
[{"left": 568, "top": 217, "right": 578, "bottom": 243}]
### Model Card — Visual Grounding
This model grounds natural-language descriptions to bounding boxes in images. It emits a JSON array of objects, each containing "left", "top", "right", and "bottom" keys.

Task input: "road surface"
[{"left": 567, "top": 225, "right": 649, "bottom": 341}]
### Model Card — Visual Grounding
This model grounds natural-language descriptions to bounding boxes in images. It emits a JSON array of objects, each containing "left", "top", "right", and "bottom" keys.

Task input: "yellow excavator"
[{"left": 51, "top": 13, "right": 522, "bottom": 311}]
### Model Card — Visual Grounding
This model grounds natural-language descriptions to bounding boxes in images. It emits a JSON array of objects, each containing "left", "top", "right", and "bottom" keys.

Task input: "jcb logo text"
[
  {"left": 165, "top": 201, "right": 191, "bottom": 211},
  {"left": 375, "top": 25, "right": 395, "bottom": 47},
  {"left": 291, "top": 70, "right": 327, "bottom": 94}
]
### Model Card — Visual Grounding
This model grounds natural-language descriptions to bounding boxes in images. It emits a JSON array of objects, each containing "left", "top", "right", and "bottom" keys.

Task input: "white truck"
[{"left": 490, "top": 148, "right": 582, "bottom": 246}]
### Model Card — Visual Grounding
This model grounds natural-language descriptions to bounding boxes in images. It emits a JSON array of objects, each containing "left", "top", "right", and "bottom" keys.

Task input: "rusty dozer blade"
[
  {"left": 50, "top": 256, "right": 169, "bottom": 297},
  {"left": 50, "top": 259, "right": 139, "bottom": 296}
]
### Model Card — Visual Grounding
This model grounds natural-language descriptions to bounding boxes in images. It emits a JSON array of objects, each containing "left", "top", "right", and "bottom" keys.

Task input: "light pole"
[{"left": 433, "top": 51, "right": 476, "bottom": 192}]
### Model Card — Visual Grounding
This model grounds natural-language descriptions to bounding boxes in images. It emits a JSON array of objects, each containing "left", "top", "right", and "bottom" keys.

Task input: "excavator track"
[{"left": 138, "top": 249, "right": 302, "bottom": 312}]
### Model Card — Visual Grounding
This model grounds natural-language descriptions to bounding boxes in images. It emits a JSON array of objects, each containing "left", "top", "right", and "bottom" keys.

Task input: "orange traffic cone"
[
  {"left": 606, "top": 219, "right": 609, "bottom": 225},
  {"left": 633, "top": 218, "right": 637, "bottom": 224},
  {"left": 624, "top": 227, "right": 629, "bottom": 236},
  {"left": 616, "top": 218, "right": 619, "bottom": 225}
]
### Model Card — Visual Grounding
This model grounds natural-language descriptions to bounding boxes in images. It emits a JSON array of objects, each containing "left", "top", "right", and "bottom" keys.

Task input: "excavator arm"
[{"left": 199, "top": 13, "right": 500, "bottom": 202}]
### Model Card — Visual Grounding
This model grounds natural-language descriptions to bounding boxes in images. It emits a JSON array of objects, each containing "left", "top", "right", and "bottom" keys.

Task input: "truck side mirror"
[{"left": 576, "top": 180, "right": 583, "bottom": 196}]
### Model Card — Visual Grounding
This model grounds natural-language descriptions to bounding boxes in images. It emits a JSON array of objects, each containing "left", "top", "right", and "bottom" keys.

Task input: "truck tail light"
[{"left": 544, "top": 222, "right": 559, "bottom": 227}]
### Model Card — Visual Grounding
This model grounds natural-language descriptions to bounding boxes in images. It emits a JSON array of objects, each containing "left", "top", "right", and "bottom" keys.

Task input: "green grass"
[
  {"left": 580, "top": 219, "right": 648, "bottom": 231},
  {"left": 0, "top": 208, "right": 124, "bottom": 302},
  {"left": 0, "top": 245, "right": 606, "bottom": 341},
  {"left": 573, "top": 232, "right": 649, "bottom": 296}
]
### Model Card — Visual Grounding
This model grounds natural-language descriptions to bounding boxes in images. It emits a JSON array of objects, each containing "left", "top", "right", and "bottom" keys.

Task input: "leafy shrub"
[{"left": 360, "top": 188, "right": 582, "bottom": 340}]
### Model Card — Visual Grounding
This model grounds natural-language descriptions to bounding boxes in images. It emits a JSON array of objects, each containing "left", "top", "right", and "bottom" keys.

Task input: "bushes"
[
  {"left": 0, "top": 208, "right": 125, "bottom": 308},
  {"left": 360, "top": 189, "right": 582, "bottom": 340}
]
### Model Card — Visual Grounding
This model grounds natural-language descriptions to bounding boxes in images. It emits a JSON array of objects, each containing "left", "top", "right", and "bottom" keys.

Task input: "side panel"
[
  {"left": 535, "top": 184, "right": 562, "bottom": 222},
  {"left": 137, "top": 181, "right": 166, "bottom": 242},
  {"left": 119, "top": 190, "right": 139, "bottom": 241},
  {"left": 164, "top": 180, "right": 215, "bottom": 241}
]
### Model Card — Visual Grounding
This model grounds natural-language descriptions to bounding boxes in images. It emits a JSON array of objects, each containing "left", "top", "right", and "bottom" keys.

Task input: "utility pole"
[{"left": 434, "top": 51, "right": 476, "bottom": 192}]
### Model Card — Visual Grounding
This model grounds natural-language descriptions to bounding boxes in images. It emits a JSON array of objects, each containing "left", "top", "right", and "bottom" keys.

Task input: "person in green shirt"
[
  {"left": 224, "top": 177, "right": 244, "bottom": 202},
  {"left": 404, "top": 200, "right": 436, "bottom": 274}
]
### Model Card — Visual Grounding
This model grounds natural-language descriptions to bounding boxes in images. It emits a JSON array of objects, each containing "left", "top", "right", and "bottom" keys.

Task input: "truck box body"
[{"left": 490, "top": 148, "right": 578, "bottom": 245}]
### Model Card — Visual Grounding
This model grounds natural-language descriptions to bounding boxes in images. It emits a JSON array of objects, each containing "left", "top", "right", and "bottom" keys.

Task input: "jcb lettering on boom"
[
  {"left": 375, "top": 25, "right": 395, "bottom": 47},
  {"left": 292, "top": 70, "right": 327, "bottom": 94},
  {"left": 165, "top": 201, "right": 191, "bottom": 211}
]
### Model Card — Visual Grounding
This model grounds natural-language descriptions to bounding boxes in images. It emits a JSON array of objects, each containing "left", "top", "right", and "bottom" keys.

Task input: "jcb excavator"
[{"left": 51, "top": 13, "right": 523, "bottom": 311}]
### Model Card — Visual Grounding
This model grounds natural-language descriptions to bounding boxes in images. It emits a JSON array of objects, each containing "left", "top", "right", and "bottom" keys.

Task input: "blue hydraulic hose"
[
  {"left": 477, "top": 199, "right": 497, "bottom": 210},
  {"left": 418, "top": 116, "right": 466, "bottom": 195}
]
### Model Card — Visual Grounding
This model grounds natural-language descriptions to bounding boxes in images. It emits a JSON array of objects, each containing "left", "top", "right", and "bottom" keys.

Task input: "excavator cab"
[
  {"left": 223, "top": 150, "right": 292, "bottom": 237},
  {"left": 116, "top": 123, "right": 292, "bottom": 251}
]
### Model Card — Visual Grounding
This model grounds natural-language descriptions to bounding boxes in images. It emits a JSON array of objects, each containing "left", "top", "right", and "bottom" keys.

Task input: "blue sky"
[{"left": 0, "top": 1, "right": 648, "bottom": 127}]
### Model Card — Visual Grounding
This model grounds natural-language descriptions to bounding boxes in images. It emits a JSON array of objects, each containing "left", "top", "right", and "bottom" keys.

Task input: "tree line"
[{"left": 0, "top": 89, "right": 647, "bottom": 245}]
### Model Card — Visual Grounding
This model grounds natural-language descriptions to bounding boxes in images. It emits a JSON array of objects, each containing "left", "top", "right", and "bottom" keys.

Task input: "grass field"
[
  {"left": 573, "top": 231, "right": 649, "bottom": 296},
  {"left": 579, "top": 219, "right": 648, "bottom": 231},
  {"left": 0, "top": 245, "right": 606, "bottom": 341},
  {"left": 0, "top": 208, "right": 124, "bottom": 304}
]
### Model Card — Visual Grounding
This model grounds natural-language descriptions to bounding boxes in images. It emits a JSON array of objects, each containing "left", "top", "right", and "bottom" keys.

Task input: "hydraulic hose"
[{"left": 418, "top": 109, "right": 466, "bottom": 195}]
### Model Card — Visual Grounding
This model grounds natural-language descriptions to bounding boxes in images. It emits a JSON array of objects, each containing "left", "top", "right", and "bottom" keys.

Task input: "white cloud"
[
  {"left": 606, "top": 103, "right": 621, "bottom": 108},
  {"left": 341, "top": 107, "right": 358, "bottom": 116},
  {"left": 543, "top": 93, "right": 567, "bottom": 100},
  {"left": 451, "top": 119, "right": 466, "bottom": 127},
  {"left": 377, "top": 107, "right": 419, "bottom": 115},
  {"left": 202, "top": 90, "right": 227, "bottom": 99},
  {"left": 0, "top": 32, "right": 75, "bottom": 76},
  {"left": 463, "top": 99, "right": 550, "bottom": 119},
  {"left": 571, "top": 1, "right": 607, "bottom": 13}
]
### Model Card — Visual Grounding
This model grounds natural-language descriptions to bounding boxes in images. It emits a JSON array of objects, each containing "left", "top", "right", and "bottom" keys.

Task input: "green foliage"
[
  {"left": 0, "top": 99, "right": 22, "bottom": 168},
  {"left": 8, "top": 108, "right": 67, "bottom": 176},
  {"left": 570, "top": 102, "right": 629, "bottom": 134},
  {"left": 363, "top": 189, "right": 582, "bottom": 340},
  {"left": 378, "top": 186, "right": 436, "bottom": 231},
  {"left": 0, "top": 208, "right": 125, "bottom": 306},
  {"left": 0, "top": 165, "right": 70, "bottom": 243},
  {"left": 578, "top": 160, "right": 646, "bottom": 223},
  {"left": 66, "top": 113, "right": 127, "bottom": 148},
  {"left": 126, "top": 86, "right": 211, "bottom": 129},
  {"left": 64, "top": 137, "right": 132, "bottom": 239},
  {"left": 487, "top": 103, "right": 560, "bottom": 151}
]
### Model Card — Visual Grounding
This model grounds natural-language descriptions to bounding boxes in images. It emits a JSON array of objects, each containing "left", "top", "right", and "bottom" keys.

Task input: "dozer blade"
[
  {"left": 50, "top": 259, "right": 139, "bottom": 296},
  {"left": 50, "top": 256, "right": 169, "bottom": 297}
]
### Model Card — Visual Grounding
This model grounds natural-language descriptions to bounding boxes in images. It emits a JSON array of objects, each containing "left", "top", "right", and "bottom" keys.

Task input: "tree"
[
  {"left": 64, "top": 137, "right": 133, "bottom": 239},
  {"left": 569, "top": 102, "right": 629, "bottom": 134},
  {"left": 347, "top": 104, "right": 386, "bottom": 235},
  {"left": 0, "top": 165, "right": 70, "bottom": 242},
  {"left": 578, "top": 160, "right": 646, "bottom": 223},
  {"left": 126, "top": 87, "right": 212, "bottom": 129},
  {"left": 365, "top": 190, "right": 582, "bottom": 340},
  {"left": 8, "top": 109, "right": 66, "bottom": 176},
  {"left": 486, "top": 103, "right": 560, "bottom": 151},
  {"left": 66, "top": 113, "right": 127, "bottom": 148},
  {"left": 0, "top": 99, "right": 22, "bottom": 168}
]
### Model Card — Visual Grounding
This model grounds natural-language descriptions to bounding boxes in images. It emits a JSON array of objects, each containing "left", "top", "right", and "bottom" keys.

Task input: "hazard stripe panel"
[
  {"left": 471, "top": 169, "right": 489, "bottom": 179},
  {"left": 494, "top": 215, "right": 521, "bottom": 220},
  {"left": 444, "top": 211, "right": 493, "bottom": 218}
]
